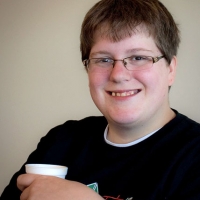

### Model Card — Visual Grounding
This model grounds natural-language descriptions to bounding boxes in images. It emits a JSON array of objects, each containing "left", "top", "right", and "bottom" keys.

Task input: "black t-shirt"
[{"left": 1, "top": 110, "right": 200, "bottom": 200}]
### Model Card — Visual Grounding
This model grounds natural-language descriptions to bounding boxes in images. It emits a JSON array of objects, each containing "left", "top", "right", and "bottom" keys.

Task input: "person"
[{"left": 1, "top": 0, "right": 200, "bottom": 199}]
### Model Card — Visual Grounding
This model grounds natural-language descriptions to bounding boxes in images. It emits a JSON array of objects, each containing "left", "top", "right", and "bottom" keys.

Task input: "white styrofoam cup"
[{"left": 25, "top": 164, "right": 68, "bottom": 179}]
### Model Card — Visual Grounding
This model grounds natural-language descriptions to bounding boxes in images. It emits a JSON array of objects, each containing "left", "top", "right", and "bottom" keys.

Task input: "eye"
[
  {"left": 95, "top": 58, "right": 113, "bottom": 63},
  {"left": 130, "top": 56, "right": 148, "bottom": 61}
]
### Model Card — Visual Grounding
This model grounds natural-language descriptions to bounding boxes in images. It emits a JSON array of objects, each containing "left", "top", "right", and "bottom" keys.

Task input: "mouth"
[{"left": 109, "top": 89, "right": 141, "bottom": 97}]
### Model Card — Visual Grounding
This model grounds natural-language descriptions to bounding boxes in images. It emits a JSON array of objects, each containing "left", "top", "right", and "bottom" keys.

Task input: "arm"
[{"left": 17, "top": 174, "right": 104, "bottom": 200}]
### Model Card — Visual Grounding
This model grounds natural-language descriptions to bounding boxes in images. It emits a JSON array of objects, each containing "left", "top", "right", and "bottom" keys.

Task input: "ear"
[{"left": 168, "top": 56, "right": 177, "bottom": 86}]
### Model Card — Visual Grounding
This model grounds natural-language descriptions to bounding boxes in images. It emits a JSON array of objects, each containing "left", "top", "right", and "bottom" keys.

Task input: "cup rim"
[{"left": 25, "top": 164, "right": 67, "bottom": 169}]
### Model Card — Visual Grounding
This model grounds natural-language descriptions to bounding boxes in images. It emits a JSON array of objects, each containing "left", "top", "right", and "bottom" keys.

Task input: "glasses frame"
[{"left": 83, "top": 55, "right": 165, "bottom": 71}]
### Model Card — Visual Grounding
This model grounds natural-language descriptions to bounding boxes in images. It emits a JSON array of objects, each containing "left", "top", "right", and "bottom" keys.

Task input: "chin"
[{"left": 107, "top": 114, "right": 140, "bottom": 126}]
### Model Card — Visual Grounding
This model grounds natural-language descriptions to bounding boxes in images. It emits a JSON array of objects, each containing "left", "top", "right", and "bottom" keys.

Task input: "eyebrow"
[
  {"left": 90, "top": 48, "right": 153, "bottom": 57},
  {"left": 126, "top": 48, "right": 153, "bottom": 54}
]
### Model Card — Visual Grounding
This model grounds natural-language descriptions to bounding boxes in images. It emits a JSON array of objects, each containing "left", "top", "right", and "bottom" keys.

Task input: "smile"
[{"left": 111, "top": 90, "right": 140, "bottom": 97}]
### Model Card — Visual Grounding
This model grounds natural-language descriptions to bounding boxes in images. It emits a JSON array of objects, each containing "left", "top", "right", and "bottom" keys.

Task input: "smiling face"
[{"left": 87, "top": 29, "right": 176, "bottom": 141}]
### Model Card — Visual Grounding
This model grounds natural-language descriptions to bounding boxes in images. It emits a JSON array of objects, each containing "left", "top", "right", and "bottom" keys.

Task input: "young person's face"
[{"left": 87, "top": 30, "right": 176, "bottom": 130}]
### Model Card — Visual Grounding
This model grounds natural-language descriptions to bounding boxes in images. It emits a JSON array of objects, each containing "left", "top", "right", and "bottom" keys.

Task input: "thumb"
[{"left": 17, "top": 174, "right": 39, "bottom": 191}]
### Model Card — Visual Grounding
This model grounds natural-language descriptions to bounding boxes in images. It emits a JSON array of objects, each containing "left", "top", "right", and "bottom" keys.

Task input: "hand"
[{"left": 17, "top": 174, "right": 104, "bottom": 200}]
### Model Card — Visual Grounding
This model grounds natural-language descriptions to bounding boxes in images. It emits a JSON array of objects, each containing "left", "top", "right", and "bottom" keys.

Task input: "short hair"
[{"left": 80, "top": 0, "right": 180, "bottom": 66}]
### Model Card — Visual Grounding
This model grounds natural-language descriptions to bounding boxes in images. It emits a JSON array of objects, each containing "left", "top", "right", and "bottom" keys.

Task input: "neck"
[{"left": 107, "top": 108, "right": 176, "bottom": 144}]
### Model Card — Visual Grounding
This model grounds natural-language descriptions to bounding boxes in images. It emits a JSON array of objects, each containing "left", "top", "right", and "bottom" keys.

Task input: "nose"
[{"left": 109, "top": 60, "right": 131, "bottom": 83}]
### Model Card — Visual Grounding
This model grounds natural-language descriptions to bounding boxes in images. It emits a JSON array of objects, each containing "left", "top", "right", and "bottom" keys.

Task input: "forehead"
[
  {"left": 93, "top": 23, "right": 153, "bottom": 43},
  {"left": 91, "top": 27, "right": 159, "bottom": 56}
]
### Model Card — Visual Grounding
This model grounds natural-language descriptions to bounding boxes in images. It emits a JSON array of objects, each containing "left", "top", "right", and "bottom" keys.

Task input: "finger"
[
  {"left": 17, "top": 174, "right": 39, "bottom": 191},
  {"left": 20, "top": 186, "right": 30, "bottom": 200}
]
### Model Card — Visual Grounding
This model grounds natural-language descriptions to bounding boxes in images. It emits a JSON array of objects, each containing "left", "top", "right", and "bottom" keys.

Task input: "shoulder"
[
  {"left": 173, "top": 110, "right": 200, "bottom": 134},
  {"left": 41, "top": 116, "right": 108, "bottom": 142},
  {"left": 150, "top": 110, "right": 200, "bottom": 152},
  {"left": 63, "top": 116, "right": 107, "bottom": 128},
  {"left": 165, "top": 109, "right": 200, "bottom": 133},
  {"left": 156, "top": 110, "right": 200, "bottom": 156},
  {"left": 58, "top": 115, "right": 107, "bottom": 133},
  {"left": 26, "top": 116, "right": 107, "bottom": 163}
]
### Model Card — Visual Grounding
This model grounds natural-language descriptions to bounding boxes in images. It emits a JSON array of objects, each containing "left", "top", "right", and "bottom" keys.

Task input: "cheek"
[
  {"left": 87, "top": 73, "right": 108, "bottom": 111},
  {"left": 133, "top": 70, "right": 157, "bottom": 88},
  {"left": 150, "top": 69, "right": 171, "bottom": 99},
  {"left": 88, "top": 73, "right": 105, "bottom": 100},
  {"left": 134, "top": 69, "right": 169, "bottom": 94},
  {"left": 88, "top": 72, "right": 107, "bottom": 93}
]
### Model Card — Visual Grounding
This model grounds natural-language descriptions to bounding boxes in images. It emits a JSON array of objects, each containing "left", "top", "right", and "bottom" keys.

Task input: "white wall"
[{"left": 0, "top": 0, "right": 200, "bottom": 194}]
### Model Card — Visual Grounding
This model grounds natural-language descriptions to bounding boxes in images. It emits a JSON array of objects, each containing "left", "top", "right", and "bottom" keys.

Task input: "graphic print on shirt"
[
  {"left": 87, "top": 183, "right": 133, "bottom": 200},
  {"left": 87, "top": 182, "right": 99, "bottom": 193},
  {"left": 103, "top": 196, "right": 133, "bottom": 200}
]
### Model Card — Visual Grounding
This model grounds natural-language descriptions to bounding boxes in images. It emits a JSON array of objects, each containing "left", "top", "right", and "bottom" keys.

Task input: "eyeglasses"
[{"left": 83, "top": 55, "right": 165, "bottom": 73}]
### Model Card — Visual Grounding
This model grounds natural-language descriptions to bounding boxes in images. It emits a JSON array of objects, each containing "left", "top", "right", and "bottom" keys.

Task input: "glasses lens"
[
  {"left": 125, "top": 56, "right": 153, "bottom": 71},
  {"left": 88, "top": 58, "right": 113, "bottom": 72}
]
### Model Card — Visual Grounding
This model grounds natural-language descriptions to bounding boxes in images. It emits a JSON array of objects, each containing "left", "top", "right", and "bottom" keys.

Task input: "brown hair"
[{"left": 80, "top": 0, "right": 180, "bottom": 65}]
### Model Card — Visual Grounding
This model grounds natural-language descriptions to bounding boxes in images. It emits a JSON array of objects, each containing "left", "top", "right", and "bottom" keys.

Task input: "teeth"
[{"left": 111, "top": 90, "right": 137, "bottom": 97}]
